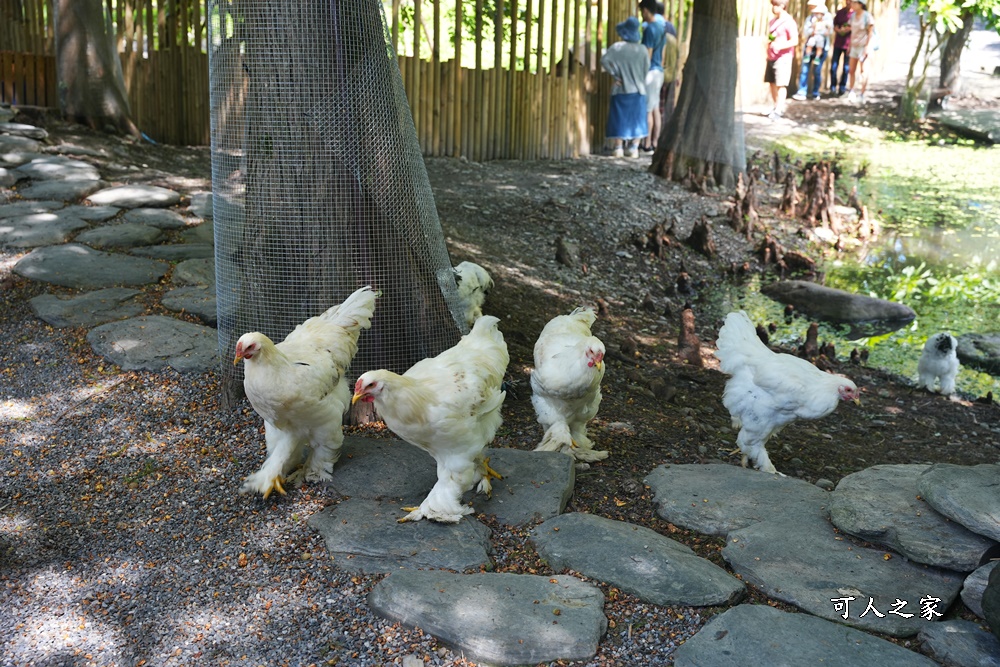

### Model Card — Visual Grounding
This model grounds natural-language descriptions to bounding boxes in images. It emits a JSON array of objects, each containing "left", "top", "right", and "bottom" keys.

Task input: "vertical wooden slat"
[
  {"left": 1, "top": 53, "right": 14, "bottom": 104},
  {"left": 452, "top": 0, "right": 462, "bottom": 157},
  {"left": 431, "top": 0, "right": 440, "bottom": 154},
  {"left": 474, "top": 68, "right": 483, "bottom": 162},
  {"left": 22, "top": 53, "right": 36, "bottom": 105}
]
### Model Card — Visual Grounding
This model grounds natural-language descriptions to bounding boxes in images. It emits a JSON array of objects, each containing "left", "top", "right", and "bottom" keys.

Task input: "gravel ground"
[
  {"left": 4, "top": 35, "right": 998, "bottom": 661},
  {"left": 0, "top": 189, "right": 710, "bottom": 665}
]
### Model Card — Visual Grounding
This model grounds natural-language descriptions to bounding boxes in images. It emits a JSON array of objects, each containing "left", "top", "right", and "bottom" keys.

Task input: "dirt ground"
[{"left": 6, "top": 90, "right": 1000, "bottom": 618}]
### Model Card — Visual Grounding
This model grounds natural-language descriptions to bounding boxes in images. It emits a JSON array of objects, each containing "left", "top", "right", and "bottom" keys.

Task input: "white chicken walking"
[
  {"left": 352, "top": 315, "right": 509, "bottom": 523},
  {"left": 234, "top": 286, "right": 378, "bottom": 498},
  {"left": 453, "top": 261, "right": 494, "bottom": 327},
  {"left": 714, "top": 311, "right": 860, "bottom": 475},
  {"left": 917, "top": 333, "right": 959, "bottom": 395},
  {"left": 531, "top": 307, "right": 607, "bottom": 462}
]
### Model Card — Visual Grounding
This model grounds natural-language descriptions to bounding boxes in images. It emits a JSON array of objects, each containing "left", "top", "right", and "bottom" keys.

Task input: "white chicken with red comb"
[
  {"left": 715, "top": 310, "right": 860, "bottom": 475},
  {"left": 234, "top": 286, "right": 378, "bottom": 498},
  {"left": 352, "top": 315, "right": 509, "bottom": 523},
  {"left": 530, "top": 307, "right": 608, "bottom": 462}
]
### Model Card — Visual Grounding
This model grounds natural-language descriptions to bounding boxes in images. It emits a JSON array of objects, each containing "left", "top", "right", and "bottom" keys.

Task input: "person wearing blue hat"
[{"left": 601, "top": 16, "right": 649, "bottom": 157}]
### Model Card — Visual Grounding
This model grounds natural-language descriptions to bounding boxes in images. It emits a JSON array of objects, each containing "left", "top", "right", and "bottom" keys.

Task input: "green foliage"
[{"left": 902, "top": 0, "right": 1000, "bottom": 33}]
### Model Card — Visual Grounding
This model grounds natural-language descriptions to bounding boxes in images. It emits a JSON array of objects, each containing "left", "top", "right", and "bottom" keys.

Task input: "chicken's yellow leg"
[{"left": 262, "top": 476, "right": 287, "bottom": 500}]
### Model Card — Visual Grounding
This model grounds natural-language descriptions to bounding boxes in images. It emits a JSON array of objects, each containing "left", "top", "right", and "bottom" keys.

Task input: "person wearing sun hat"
[
  {"left": 847, "top": 0, "right": 875, "bottom": 104},
  {"left": 601, "top": 15, "right": 650, "bottom": 157},
  {"left": 791, "top": 0, "right": 833, "bottom": 101}
]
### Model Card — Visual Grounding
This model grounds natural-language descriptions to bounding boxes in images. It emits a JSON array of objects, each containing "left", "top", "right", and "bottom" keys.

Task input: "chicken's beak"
[
  {"left": 233, "top": 354, "right": 242, "bottom": 365},
  {"left": 853, "top": 397, "right": 862, "bottom": 406},
  {"left": 351, "top": 392, "right": 363, "bottom": 405},
  {"left": 596, "top": 360, "right": 604, "bottom": 371}
]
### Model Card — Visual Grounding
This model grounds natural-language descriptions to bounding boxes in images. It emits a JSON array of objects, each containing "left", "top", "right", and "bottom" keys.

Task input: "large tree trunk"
[
  {"left": 939, "top": 9, "right": 976, "bottom": 94},
  {"left": 649, "top": 0, "right": 742, "bottom": 189},
  {"left": 53, "top": 0, "right": 139, "bottom": 137},
  {"left": 211, "top": 0, "right": 462, "bottom": 411}
]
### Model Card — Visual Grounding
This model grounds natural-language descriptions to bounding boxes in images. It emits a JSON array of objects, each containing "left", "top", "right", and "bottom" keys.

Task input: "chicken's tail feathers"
[
  {"left": 454, "top": 261, "right": 494, "bottom": 293},
  {"left": 470, "top": 314, "right": 504, "bottom": 341},
  {"left": 568, "top": 306, "right": 597, "bottom": 326},
  {"left": 714, "top": 310, "right": 767, "bottom": 372},
  {"left": 321, "top": 286, "right": 379, "bottom": 332}
]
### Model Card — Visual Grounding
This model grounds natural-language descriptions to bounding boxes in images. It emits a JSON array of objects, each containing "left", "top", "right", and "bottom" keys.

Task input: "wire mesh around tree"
[{"left": 208, "top": 0, "right": 465, "bottom": 406}]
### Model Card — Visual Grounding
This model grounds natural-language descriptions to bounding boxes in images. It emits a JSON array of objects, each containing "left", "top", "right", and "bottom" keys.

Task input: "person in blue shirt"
[{"left": 638, "top": 0, "right": 667, "bottom": 152}]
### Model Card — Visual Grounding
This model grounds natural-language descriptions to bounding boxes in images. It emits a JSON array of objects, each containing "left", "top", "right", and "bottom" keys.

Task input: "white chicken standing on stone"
[
  {"left": 234, "top": 286, "right": 378, "bottom": 498},
  {"left": 351, "top": 315, "right": 509, "bottom": 523},
  {"left": 530, "top": 307, "right": 607, "bottom": 462},
  {"left": 917, "top": 333, "right": 960, "bottom": 395},
  {"left": 453, "top": 261, "right": 494, "bottom": 327},
  {"left": 714, "top": 311, "right": 860, "bottom": 475}
]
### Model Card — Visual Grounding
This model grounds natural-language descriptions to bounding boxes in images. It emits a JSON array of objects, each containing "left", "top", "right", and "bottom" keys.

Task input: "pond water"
[{"left": 708, "top": 122, "right": 1000, "bottom": 398}]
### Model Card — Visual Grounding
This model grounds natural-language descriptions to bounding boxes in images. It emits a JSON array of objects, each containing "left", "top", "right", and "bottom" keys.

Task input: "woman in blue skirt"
[{"left": 601, "top": 16, "right": 649, "bottom": 158}]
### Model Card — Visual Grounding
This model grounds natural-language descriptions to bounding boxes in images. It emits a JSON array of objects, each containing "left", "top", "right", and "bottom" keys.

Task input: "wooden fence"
[{"left": 1, "top": 0, "right": 897, "bottom": 155}]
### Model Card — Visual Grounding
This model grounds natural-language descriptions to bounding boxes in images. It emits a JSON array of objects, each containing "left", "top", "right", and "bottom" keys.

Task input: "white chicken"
[
  {"left": 453, "top": 261, "right": 494, "bottom": 327},
  {"left": 917, "top": 332, "right": 959, "bottom": 395},
  {"left": 234, "top": 286, "right": 378, "bottom": 498},
  {"left": 530, "top": 307, "right": 607, "bottom": 462},
  {"left": 351, "top": 315, "right": 509, "bottom": 523},
  {"left": 714, "top": 311, "right": 860, "bottom": 475}
]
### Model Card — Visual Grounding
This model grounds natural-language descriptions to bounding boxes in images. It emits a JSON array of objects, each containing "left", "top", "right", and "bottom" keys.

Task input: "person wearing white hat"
[{"left": 791, "top": 0, "right": 834, "bottom": 101}]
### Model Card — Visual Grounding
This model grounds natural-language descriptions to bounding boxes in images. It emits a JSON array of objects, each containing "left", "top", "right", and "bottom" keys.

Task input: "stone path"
[{"left": 4, "top": 118, "right": 1000, "bottom": 666}]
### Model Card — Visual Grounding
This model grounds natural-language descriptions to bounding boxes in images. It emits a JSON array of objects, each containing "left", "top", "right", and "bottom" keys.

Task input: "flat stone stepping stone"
[
  {"left": 189, "top": 191, "right": 212, "bottom": 219},
  {"left": 0, "top": 166, "right": 21, "bottom": 187},
  {"left": 59, "top": 204, "right": 120, "bottom": 222},
  {"left": 326, "top": 439, "right": 572, "bottom": 526},
  {"left": 132, "top": 243, "right": 214, "bottom": 260},
  {"left": 326, "top": 437, "right": 439, "bottom": 502},
  {"left": 172, "top": 257, "right": 215, "bottom": 286},
  {"left": 15, "top": 155, "right": 101, "bottom": 181},
  {"left": 919, "top": 464, "right": 1000, "bottom": 542},
  {"left": 124, "top": 207, "right": 190, "bottom": 229},
  {"left": 0, "top": 213, "right": 90, "bottom": 248},
  {"left": 87, "top": 184, "right": 181, "bottom": 209},
  {"left": 48, "top": 143, "right": 109, "bottom": 158},
  {"left": 369, "top": 570, "right": 607, "bottom": 666},
  {"left": 87, "top": 315, "right": 218, "bottom": 372},
  {"left": 672, "top": 604, "right": 938, "bottom": 667},
  {"left": 957, "top": 333, "right": 1000, "bottom": 375},
  {"left": 918, "top": 619, "right": 1000, "bottom": 667},
  {"left": 29, "top": 288, "right": 144, "bottom": 328},
  {"left": 13, "top": 244, "right": 169, "bottom": 288},
  {"left": 0, "top": 200, "right": 62, "bottom": 218},
  {"left": 0, "top": 134, "right": 43, "bottom": 165},
  {"left": 308, "top": 497, "right": 493, "bottom": 574},
  {"left": 180, "top": 220, "right": 213, "bottom": 244},
  {"left": 0, "top": 122, "right": 48, "bottom": 140},
  {"left": 964, "top": 561, "right": 999, "bottom": 618},
  {"left": 723, "top": 513, "right": 965, "bottom": 637},
  {"left": 16, "top": 179, "right": 105, "bottom": 201},
  {"left": 470, "top": 448, "right": 575, "bottom": 526},
  {"left": 644, "top": 463, "right": 829, "bottom": 535},
  {"left": 532, "top": 513, "right": 745, "bottom": 606},
  {"left": 985, "top": 565, "right": 1000, "bottom": 640},
  {"left": 161, "top": 285, "right": 217, "bottom": 325},
  {"left": 75, "top": 222, "right": 164, "bottom": 249},
  {"left": 830, "top": 464, "right": 997, "bottom": 572}
]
